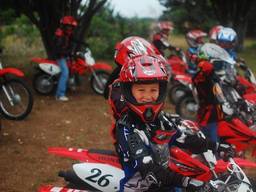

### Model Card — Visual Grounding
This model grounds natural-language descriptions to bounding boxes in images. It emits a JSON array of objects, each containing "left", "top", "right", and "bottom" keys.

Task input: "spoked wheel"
[
  {"left": 33, "top": 72, "right": 56, "bottom": 95},
  {"left": 0, "top": 78, "right": 33, "bottom": 120},
  {"left": 175, "top": 95, "right": 198, "bottom": 120},
  {"left": 168, "top": 84, "right": 188, "bottom": 104},
  {"left": 90, "top": 70, "right": 110, "bottom": 95}
]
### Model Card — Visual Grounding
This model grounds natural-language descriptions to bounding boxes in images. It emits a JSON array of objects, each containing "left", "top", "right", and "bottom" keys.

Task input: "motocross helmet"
[
  {"left": 60, "top": 16, "right": 77, "bottom": 35},
  {"left": 198, "top": 43, "right": 236, "bottom": 77},
  {"left": 120, "top": 55, "right": 168, "bottom": 122},
  {"left": 158, "top": 21, "right": 174, "bottom": 35},
  {"left": 60, "top": 16, "right": 78, "bottom": 27},
  {"left": 217, "top": 27, "right": 237, "bottom": 49},
  {"left": 209, "top": 25, "right": 223, "bottom": 43},
  {"left": 114, "top": 36, "right": 164, "bottom": 66},
  {"left": 185, "top": 29, "right": 207, "bottom": 48}
]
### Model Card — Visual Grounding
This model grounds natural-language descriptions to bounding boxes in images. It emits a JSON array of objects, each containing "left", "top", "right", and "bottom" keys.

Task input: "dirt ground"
[
  {"left": 0, "top": 81, "right": 116, "bottom": 192},
  {"left": 0, "top": 81, "right": 256, "bottom": 192}
]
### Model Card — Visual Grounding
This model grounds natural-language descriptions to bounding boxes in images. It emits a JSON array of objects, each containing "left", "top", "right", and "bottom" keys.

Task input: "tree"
[
  {"left": 160, "top": 0, "right": 216, "bottom": 32},
  {"left": 159, "top": 0, "right": 256, "bottom": 49},
  {"left": 0, "top": 0, "right": 107, "bottom": 58},
  {"left": 210, "top": 0, "right": 255, "bottom": 49}
]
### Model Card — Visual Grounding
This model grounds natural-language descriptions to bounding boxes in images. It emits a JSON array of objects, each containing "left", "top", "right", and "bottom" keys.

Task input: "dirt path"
[{"left": 0, "top": 85, "right": 114, "bottom": 192}]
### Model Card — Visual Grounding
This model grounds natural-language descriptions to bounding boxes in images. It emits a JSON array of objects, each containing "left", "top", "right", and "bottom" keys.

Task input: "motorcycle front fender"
[
  {"left": 48, "top": 147, "right": 121, "bottom": 168},
  {"left": 0, "top": 68, "right": 24, "bottom": 77}
]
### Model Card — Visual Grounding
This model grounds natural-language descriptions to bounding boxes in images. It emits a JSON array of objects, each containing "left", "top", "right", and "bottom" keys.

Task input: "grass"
[{"left": 1, "top": 34, "right": 256, "bottom": 74}]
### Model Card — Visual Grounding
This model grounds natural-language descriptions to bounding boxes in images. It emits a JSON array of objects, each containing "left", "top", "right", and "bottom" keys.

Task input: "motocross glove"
[
  {"left": 183, "top": 178, "right": 219, "bottom": 192},
  {"left": 198, "top": 61, "right": 214, "bottom": 75},
  {"left": 217, "top": 143, "right": 236, "bottom": 161},
  {"left": 222, "top": 102, "right": 234, "bottom": 116},
  {"left": 140, "top": 163, "right": 186, "bottom": 188}
]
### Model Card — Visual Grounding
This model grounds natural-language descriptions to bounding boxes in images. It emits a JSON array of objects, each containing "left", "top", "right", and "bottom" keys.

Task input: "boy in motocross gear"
[
  {"left": 152, "top": 21, "right": 181, "bottom": 57},
  {"left": 216, "top": 27, "right": 238, "bottom": 60},
  {"left": 193, "top": 47, "right": 254, "bottom": 143},
  {"left": 215, "top": 27, "right": 254, "bottom": 94},
  {"left": 115, "top": 54, "right": 232, "bottom": 192},
  {"left": 103, "top": 37, "right": 167, "bottom": 141},
  {"left": 185, "top": 29, "right": 207, "bottom": 75},
  {"left": 54, "top": 16, "right": 77, "bottom": 101}
]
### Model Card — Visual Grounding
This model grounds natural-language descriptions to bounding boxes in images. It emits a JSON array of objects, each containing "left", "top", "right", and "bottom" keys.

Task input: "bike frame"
[
  {"left": 218, "top": 118, "right": 256, "bottom": 155},
  {"left": 48, "top": 146, "right": 256, "bottom": 179}
]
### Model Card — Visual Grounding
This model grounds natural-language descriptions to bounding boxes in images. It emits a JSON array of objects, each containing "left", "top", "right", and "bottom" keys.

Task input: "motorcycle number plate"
[
  {"left": 39, "top": 63, "right": 60, "bottom": 75},
  {"left": 73, "top": 163, "right": 124, "bottom": 192}
]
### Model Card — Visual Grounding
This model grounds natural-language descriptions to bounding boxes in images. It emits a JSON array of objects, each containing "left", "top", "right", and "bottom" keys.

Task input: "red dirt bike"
[
  {"left": 175, "top": 43, "right": 256, "bottom": 121},
  {"left": 0, "top": 51, "right": 33, "bottom": 120},
  {"left": 38, "top": 145, "right": 256, "bottom": 192},
  {"left": 38, "top": 120, "right": 256, "bottom": 192},
  {"left": 32, "top": 47, "right": 112, "bottom": 95},
  {"left": 167, "top": 49, "right": 194, "bottom": 104}
]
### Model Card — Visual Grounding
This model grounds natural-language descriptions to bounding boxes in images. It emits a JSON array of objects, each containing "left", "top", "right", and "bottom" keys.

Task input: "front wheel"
[
  {"left": 175, "top": 94, "right": 198, "bottom": 120},
  {"left": 33, "top": 72, "right": 56, "bottom": 95},
  {"left": 90, "top": 70, "right": 110, "bottom": 95},
  {"left": 168, "top": 83, "right": 188, "bottom": 104},
  {"left": 0, "top": 78, "right": 33, "bottom": 120}
]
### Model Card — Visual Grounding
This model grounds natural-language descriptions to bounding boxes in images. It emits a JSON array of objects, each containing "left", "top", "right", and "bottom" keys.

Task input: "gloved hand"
[
  {"left": 222, "top": 102, "right": 234, "bottom": 116},
  {"left": 217, "top": 143, "right": 236, "bottom": 161},
  {"left": 198, "top": 61, "right": 214, "bottom": 75},
  {"left": 183, "top": 177, "right": 220, "bottom": 192},
  {"left": 183, "top": 178, "right": 214, "bottom": 192}
]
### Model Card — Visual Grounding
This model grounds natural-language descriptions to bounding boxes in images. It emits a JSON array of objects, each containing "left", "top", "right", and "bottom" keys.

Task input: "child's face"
[{"left": 131, "top": 83, "right": 159, "bottom": 103}]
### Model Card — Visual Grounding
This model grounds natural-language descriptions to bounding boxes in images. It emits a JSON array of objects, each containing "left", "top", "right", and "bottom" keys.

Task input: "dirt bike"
[
  {"left": 38, "top": 145, "right": 256, "bottom": 192},
  {"left": 0, "top": 53, "right": 33, "bottom": 120},
  {"left": 175, "top": 43, "right": 256, "bottom": 121},
  {"left": 32, "top": 47, "right": 112, "bottom": 95},
  {"left": 167, "top": 49, "right": 193, "bottom": 104},
  {"left": 175, "top": 83, "right": 256, "bottom": 157}
]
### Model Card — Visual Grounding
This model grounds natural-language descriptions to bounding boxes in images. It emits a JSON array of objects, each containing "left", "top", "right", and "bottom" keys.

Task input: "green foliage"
[
  {"left": 160, "top": 0, "right": 217, "bottom": 33},
  {"left": 0, "top": 8, "right": 16, "bottom": 25},
  {"left": 0, "top": 3, "right": 154, "bottom": 70},
  {"left": 1, "top": 14, "right": 40, "bottom": 46},
  {"left": 87, "top": 6, "right": 153, "bottom": 60}
]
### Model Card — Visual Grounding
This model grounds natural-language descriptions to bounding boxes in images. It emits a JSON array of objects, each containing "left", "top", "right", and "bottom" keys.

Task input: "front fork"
[
  {"left": 1, "top": 84, "right": 15, "bottom": 106},
  {"left": 90, "top": 68, "right": 104, "bottom": 88}
]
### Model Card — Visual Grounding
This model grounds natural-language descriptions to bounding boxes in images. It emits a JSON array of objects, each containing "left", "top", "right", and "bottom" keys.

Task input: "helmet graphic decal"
[{"left": 128, "top": 39, "right": 148, "bottom": 57}]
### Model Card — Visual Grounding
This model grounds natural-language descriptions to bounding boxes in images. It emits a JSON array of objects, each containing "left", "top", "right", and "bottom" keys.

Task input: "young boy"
[{"left": 115, "top": 54, "right": 232, "bottom": 191}]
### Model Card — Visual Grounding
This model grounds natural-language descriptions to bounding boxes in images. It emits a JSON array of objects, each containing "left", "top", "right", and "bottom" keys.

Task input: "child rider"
[{"left": 115, "top": 54, "right": 233, "bottom": 191}]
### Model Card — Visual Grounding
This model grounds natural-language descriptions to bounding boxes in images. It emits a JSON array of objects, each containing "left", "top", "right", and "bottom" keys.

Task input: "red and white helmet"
[
  {"left": 120, "top": 55, "right": 168, "bottom": 122},
  {"left": 158, "top": 21, "right": 174, "bottom": 32},
  {"left": 209, "top": 25, "right": 223, "bottom": 42},
  {"left": 114, "top": 36, "right": 162, "bottom": 66},
  {"left": 185, "top": 29, "right": 207, "bottom": 48},
  {"left": 60, "top": 16, "right": 78, "bottom": 27}
]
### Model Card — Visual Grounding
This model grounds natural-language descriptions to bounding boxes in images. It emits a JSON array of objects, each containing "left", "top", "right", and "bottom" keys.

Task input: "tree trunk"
[{"left": 1, "top": 0, "right": 106, "bottom": 58}]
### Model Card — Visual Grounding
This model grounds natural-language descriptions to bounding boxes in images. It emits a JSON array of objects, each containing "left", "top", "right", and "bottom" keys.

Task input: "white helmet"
[{"left": 198, "top": 43, "right": 236, "bottom": 78}]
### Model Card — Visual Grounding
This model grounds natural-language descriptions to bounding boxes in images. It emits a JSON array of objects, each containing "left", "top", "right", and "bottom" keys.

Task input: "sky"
[{"left": 109, "top": 0, "right": 166, "bottom": 18}]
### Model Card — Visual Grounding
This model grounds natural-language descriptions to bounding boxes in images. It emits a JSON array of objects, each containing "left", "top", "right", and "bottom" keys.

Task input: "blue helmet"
[{"left": 217, "top": 27, "right": 237, "bottom": 49}]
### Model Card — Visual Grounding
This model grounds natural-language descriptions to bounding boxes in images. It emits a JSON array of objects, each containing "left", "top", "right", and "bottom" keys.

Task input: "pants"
[
  {"left": 56, "top": 58, "right": 69, "bottom": 97},
  {"left": 201, "top": 122, "right": 219, "bottom": 143}
]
